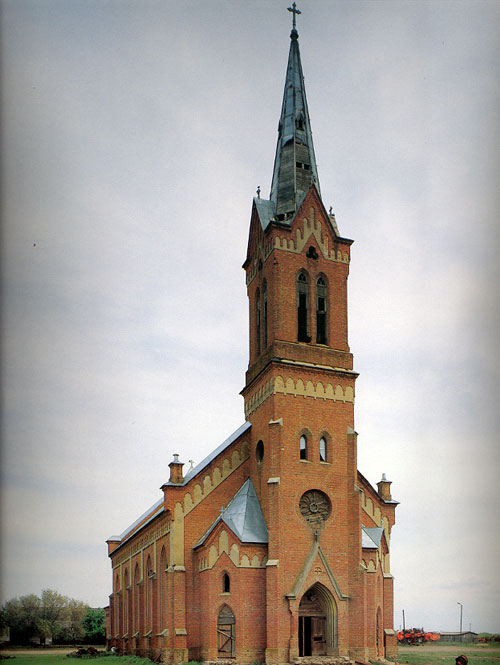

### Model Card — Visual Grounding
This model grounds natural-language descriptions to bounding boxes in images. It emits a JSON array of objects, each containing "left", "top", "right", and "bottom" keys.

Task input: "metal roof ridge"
[{"left": 163, "top": 421, "right": 252, "bottom": 487}]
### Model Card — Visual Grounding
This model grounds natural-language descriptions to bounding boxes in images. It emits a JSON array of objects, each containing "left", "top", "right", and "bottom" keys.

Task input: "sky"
[{"left": 1, "top": 0, "right": 499, "bottom": 635}]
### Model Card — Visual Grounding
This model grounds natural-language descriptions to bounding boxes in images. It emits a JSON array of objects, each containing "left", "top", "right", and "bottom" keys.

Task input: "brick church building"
[{"left": 106, "top": 9, "right": 398, "bottom": 664}]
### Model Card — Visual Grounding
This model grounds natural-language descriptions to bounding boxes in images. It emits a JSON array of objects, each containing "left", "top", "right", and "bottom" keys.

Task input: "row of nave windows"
[
  {"left": 113, "top": 549, "right": 168, "bottom": 637},
  {"left": 255, "top": 272, "right": 328, "bottom": 355}
]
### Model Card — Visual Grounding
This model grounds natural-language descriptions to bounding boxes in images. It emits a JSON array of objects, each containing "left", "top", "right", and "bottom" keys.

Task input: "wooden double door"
[
  {"left": 299, "top": 615, "right": 327, "bottom": 656},
  {"left": 217, "top": 605, "right": 235, "bottom": 658},
  {"left": 299, "top": 586, "right": 330, "bottom": 657}
]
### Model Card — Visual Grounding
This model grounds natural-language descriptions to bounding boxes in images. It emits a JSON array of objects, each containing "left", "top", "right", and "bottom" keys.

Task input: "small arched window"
[
  {"left": 223, "top": 573, "right": 230, "bottom": 593},
  {"left": 256, "top": 440, "right": 264, "bottom": 463},
  {"left": 319, "top": 437, "right": 327, "bottom": 462},
  {"left": 316, "top": 276, "right": 327, "bottom": 344},
  {"left": 300, "top": 434, "right": 308, "bottom": 460},
  {"left": 297, "top": 272, "right": 309, "bottom": 342},
  {"left": 256, "top": 288, "right": 261, "bottom": 355},
  {"left": 263, "top": 280, "right": 268, "bottom": 349}
]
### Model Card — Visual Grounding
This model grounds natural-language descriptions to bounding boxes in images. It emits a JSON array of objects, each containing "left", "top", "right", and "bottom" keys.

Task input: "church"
[{"left": 106, "top": 8, "right": 398, "bottom": 664}]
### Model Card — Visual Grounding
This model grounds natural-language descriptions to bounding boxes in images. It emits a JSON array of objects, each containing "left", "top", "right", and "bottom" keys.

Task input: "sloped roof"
[
  {"left": 362, "top": 525, "right": 384, "bottom": 549},
  {"left": 109, "top": 421, "right": 252, "bottom": 549},
  {"left": 270, "top": 26, "right": 320, "bottom": 217},
  {"left": 193, "top": 478, "right": 268, "bottom": 549},
  {"left": 163, "top": 421, "right": 252, "bottom": 487}
]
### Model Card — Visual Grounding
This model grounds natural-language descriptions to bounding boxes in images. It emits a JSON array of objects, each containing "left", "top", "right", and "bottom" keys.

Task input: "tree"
[
  {"left": 2, "top": 591, "right": 95, "bottom": 645},
  {"left": 39, "top": 589, "right": 67, "bottom": 642},
  {"left": 63, "top": 599, "right": 89, "bottom": 643},
  {"left": 3, "top": 594, "right": 41, "bottom": 644},
  {"left": 82, "top": 608, "right": 106, "bottom": 644}
]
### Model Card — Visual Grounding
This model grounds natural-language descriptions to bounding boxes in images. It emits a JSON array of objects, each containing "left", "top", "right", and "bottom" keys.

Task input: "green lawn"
[
  {"left": 398, "top": 645, "right": 500, "bottom": 665},
  {"left": 0, "top": 656, "right": 153, "bottom": 665}
]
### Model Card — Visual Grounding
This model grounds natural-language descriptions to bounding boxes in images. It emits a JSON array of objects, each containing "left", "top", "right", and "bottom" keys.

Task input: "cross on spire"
[{"left": 287, "top": 2, "right": 301, "bottom": 30}]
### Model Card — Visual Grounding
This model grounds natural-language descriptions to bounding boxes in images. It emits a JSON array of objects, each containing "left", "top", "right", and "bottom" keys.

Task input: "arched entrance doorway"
[
  {"left": 298, "top": 583, "right": 337, "bottom": 656},
  {"left": 217, "top": 605, "right": 235, "bottom": 658}
]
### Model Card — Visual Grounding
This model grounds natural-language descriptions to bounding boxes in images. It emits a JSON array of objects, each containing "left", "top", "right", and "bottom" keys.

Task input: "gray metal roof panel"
[
  {"left": 362, "top": 529, "right": 377, "bottom": 549},
  {"left": 222, "top": 478, "right": 268, "bottom": 543},
  {"left": 254, "top": 197, "right": 276, "bottom": 231},
  {"left": 193, "top": 478, "right": 268, "bottom": 549},
  {"left": 112, "top": 497, "right": 164, "bottom": 545},
  {"left": 362, "top": 526, "right": 384, "bottom": 549}
]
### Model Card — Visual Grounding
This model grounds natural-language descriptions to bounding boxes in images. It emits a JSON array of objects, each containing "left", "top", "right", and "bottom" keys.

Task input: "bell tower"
[{"left": 242, "top": 8, "right": 369, "bottom": 662}]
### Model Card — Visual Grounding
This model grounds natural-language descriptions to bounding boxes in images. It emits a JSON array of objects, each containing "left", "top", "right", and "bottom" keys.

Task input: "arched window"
[
  {"left": 316, "top": 276, "right": 327, "bottom": 344},
  {"left": 300, "top": 434, "right": 308, "bottom": 460},
  {"left": 223, "top": 573, "right": 230, "bottom": 593},
  {"left": 256, "top": 288, "right": 261, "bottom": 355},
  {"left": 133, "top": 564, "right": 141, "bottom": 634},
  {"left": 123, "top": 569, "right": 130, "bottom": 635},
  {"left": 146, "top": 555, "right": 153, "bottom": 632},
  {"left": 262, "top": 280, "right": 268, "bottom": 348},
  {"left": 297, "top": 272, "right": 309, "bottom": 342},
  {"left": 114, "top": 573, "right": 120, "bottom": 637},
  {"left": 159, "top": 548, "right": 167, "bottom": 631},
  {"left": 256, "top": 440, "right": 264, "bottom": 463},
  {"left": 319, "top": 437, "right": 327, "bottom": 462}
]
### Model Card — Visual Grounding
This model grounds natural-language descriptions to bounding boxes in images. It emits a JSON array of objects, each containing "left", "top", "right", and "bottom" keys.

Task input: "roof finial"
[{"left": 287, "top": 2, "right": 301, "bottom": 37}]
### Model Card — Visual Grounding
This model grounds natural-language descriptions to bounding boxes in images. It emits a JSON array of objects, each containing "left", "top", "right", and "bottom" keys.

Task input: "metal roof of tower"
[
  {"left": 269, "top": 4, "right": 321, "bottom": 220},
  {"left": 193, "top": 478, "right": 268, "bottom": 549}
]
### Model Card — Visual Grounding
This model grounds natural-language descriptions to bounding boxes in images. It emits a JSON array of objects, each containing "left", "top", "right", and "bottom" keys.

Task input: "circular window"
[
  {"left": 256, "top": 440, "right": 264, "bottom": 463},
  {"left": 299, "top": 489, "right": 331, "bottom": 524}
]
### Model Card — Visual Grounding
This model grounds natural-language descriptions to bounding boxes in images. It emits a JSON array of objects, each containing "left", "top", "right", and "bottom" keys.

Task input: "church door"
[
  {"left": 217, "top": 605, "right": 235, "bottom": 658},
  {"left": 299, "top": 589, "right": 327, "bottom": 656}
]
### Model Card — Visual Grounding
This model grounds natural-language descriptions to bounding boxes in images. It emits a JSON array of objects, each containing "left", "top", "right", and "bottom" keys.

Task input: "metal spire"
[{"left": 269, "top": 5, "right": 321, "bottom": 221}]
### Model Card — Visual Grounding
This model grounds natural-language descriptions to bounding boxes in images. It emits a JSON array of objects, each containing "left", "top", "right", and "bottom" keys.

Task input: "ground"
[
  {"left": 397, "top": 643, "right": 500, "bottom": 665},
  {"left": 1, "top": 643, "right": 499, "bottom": 665}
]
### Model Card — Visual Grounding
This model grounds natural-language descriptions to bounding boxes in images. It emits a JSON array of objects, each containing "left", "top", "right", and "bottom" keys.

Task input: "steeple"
[{"left": 270, "top": 5, "right": 320, "bottom": 221}]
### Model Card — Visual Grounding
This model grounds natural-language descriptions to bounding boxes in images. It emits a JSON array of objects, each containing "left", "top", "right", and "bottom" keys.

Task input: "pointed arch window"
[
  {"left": 133, "top": 564, "right": 141, "bottom": 635},
  {"left": 297, "top": 272, "right": 309, "bottom": 342},
  {"left": 223, "top": 573, "right": 230, "bottom": 593},
  {"left": 114, "top": 573, "right": 121, "bottom": 637},
  {"left": 263, "top": 280, "right": 268, "bottom": 349},
  {"left": 319, "top": 437, "right": 327, "bottom": 462},
  {"left": 256, "top": 288, "right": 261, "bottom": 355},
  {"left": 123, "top": 568, "right": 130, "bottom": 635},
  {"left": 316, "top": 276, "right": 327, "bottom": 345},
  {"left": 300, "top": 434, "right": 308, "bottom": 460},
  {"left": 159, "top": 548, "right": 168, "bottom": 631},
  {"left": 146, "top": 555, "right": 154, "bottom": 632}
]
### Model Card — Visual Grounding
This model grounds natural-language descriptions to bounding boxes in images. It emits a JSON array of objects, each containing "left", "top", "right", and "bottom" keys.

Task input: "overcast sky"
[{"left": 1, "top": 0, "right": 499, "bottom": 634}]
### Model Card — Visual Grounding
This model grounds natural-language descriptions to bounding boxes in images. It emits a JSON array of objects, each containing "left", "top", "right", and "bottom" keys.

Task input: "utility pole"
[{"left": 457, "top": 602, "right": 463, "bottom": 639}]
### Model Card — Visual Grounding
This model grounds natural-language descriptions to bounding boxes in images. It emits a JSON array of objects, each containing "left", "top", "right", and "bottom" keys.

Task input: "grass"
[
  {"left": 0, "top": 655, "right": 154, "bottom": 665},
  {"left": 397, "top": 644, "right": 500, "bottom": 665}
]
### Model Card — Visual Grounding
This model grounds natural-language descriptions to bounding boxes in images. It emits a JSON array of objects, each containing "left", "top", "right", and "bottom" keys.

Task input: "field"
[{"left": 398, "top": 643, "right": 500, "bottom": 665}]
